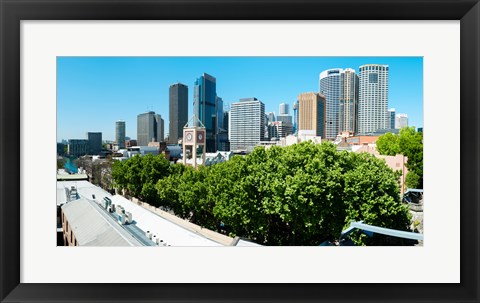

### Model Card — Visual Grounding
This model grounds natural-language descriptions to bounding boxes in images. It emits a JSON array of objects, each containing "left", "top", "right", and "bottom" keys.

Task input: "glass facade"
[
  {"left": 194, "top": 73, "right": 217, "bottom": 152},
  {"left": 169, "top": 83, "right": 188, "bottom": 144}
]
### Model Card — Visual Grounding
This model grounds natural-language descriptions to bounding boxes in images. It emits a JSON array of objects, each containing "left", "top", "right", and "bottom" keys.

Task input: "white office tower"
[
  {"left": 320, "top": 68, "right": 343, "bottom": 139},
  {"left": 395, "top": 113, "right": 409, "bottom": 129},
  {"left": 357, "top": 64, "right": 389, "bottom": 134},
  {"left": 279, "top": 103, "right": 289, "bottom": 115},
  {"left": 230, "top": 98, "right": 265, "bottom": 151}
]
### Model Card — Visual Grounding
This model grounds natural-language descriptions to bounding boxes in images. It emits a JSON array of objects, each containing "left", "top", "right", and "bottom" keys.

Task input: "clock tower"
[{"left": 182, "top": 126, "right": 206, "bottom": 169}]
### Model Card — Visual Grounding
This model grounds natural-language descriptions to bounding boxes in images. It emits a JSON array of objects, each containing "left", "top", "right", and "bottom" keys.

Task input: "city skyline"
[{"left": 57, "top": 57, "right": 423, "bottom": 142}]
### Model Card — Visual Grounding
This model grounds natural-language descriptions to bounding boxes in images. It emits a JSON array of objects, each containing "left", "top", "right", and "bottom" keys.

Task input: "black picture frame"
[{"left": 1, "top": 0, "right": 479, "bottom": 302}]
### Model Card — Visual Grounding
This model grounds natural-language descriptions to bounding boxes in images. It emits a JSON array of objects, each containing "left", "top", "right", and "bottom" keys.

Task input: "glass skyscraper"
[
  {"left": 169, "top": 83, "right": 188, "bottom": 144},
  {"left": 358, "top": 64, "right": 389, "bottom": 134},
  {"left": 320, "top": 68, "right": 343, "bottom": 139},
  {"left": 87, "top": 132, "right": 102, "bottom": 155},
  {"left": 194, "top": 73, "right": 217, "bottom": 152},
  {"left": 115, "top": 120, "right": 126, "bottom": 149}
]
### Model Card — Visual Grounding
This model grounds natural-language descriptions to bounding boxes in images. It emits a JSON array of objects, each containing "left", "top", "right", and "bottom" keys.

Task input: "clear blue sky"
[{"left": 57, "top": 57, "right": 423, "bottom": 142}]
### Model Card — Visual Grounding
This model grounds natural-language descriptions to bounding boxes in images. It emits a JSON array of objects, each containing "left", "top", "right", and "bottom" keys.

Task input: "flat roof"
[{"left": 61, "top": 198, "right": 143, "bottom": 246}]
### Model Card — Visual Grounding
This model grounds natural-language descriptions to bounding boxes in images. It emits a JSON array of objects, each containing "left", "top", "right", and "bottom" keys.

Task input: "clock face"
[
  {"left": 197, "top": 131, "right": 205, "bottom": 143},
  {"left": 186, "top": 133, "right": 193, "bottom": 142}
]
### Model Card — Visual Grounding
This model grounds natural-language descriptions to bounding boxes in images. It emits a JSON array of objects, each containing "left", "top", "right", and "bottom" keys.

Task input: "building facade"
[
  {"left": 230, "top": 98, "right": 265, "bottom": 151},
  {"left": 293, "top": 100, "right": 299, "bottom": 134},
  {"left": 395, "top": 113, "right": 409, "bottom": 129},
  {"left": 68, "top": 139, "right": 89, "bottom": 157},
  {"left": 169, "top": 83, "right": 188, "bottom": 144},
  {"left": 320, "top": 68, "right": 343, "bottom": 139},
  {"left": 388, "top": 108, "right": 396, "bottom": 129},
  {"left": 194, "top": 73, "right": 217, "bottom": 152},
  {"left": 268, "top": 121, "right": 293, "bottom": 139},
  {"left": 297, "top": 92, "right": 326, "bottom": 138},
  {"left": 339, "top": 68, "right": 359, "bottom": 134},
  {"left": 357, "top": 64, "right": 389, "bottom": 134},
  {"left": 137, "top": 111, "right": 164, "bottom": 146},
  {"left": 116, "top": 121, "right": 126, "bottom": 149},
  {"left": 87, "top": 132, "right": 102, "bottom": 155},
  {"left": 279, "top": 103, "right": 289, "bottom": 115}
]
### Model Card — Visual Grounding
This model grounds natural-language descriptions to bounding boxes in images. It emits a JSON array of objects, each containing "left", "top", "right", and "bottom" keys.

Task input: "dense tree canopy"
[
  {"left": 376, "top": 127, "right": 423, "bottom": 189},
  {"left": 111, "top": 142, "right": 412, "bottom": 246}
]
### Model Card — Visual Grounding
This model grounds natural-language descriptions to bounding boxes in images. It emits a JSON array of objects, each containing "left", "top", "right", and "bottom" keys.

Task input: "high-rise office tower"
[
  {"left": 86, "top": 132, "right": 102, "bottom": 155},
  {"left": 358, "top": 64, "right": 389, "bottom": 134},
  {"left": 388, "top": 108, "right": 396, "bottom": 129},
  {"left": 115, "top": 120, "right": 126, "bottom": 149},
  {"left": 293, "top": 100, "right": 299, "bottom": 134},
  {"left": 194, "top": 73, "right": 217, "bottom": 152},
  {"left": 230, "top": 98, "right": 265, "bottom": 151},
  {"left": 297, "top": 92, "right": 326, "bottom": 138},
  {"left": 395, "top": 113, "right": 408, "bottom": 129},
  {"left": 216, "top": 96, "right": 229, "bottom": 151},
  {"left": 169, "top": 83, "right": 188, "bottom": 144},
  {"left": 320, "top": 68, "right": 343, "bottom": 139},
  {"left": 339, "top": 68, "right": 359, "bottom": 134},
  {"left": 267, "top": 112, "right": 276, "bottom": 123},
  {"left": 279, "top": 103, "right": 289, "bottom": 115},
  {"left": 137, "top": 111, "right": 164, "bottom": 146}
]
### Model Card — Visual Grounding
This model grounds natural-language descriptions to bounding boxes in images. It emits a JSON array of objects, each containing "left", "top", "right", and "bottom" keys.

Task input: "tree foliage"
[
  {"left": 109, "top": 141, "right": 411, "bottom": 246},
  {"left": 376, "top": 127, "right": 423, "bottom": 188}
]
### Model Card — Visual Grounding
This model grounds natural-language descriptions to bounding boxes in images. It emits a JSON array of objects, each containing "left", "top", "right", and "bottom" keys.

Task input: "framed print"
[{"left": 1, "top": 0, "right": 479, "bottom": 302}]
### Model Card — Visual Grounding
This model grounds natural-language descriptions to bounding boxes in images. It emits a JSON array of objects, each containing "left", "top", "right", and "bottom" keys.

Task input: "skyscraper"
[
  {"left": 297, "top": 92, "right": 326, "bottom": 138},
  {"left": 169, "top": 83, "right": 188, "bottom": 144},
  {"left": 293, "top": 100, "right": 299, "bottom": 134},
  {"left": 339, "top": 68, "right": 359, "bottom": 134},
  {"left": 388, "top": 108, "right": 396, "bottom": 129},
  {"left": 358, "top": 64, "right": 389, "bottom": 134},
  {"left": 395, "top": 113, "right": 408, "bottom": 129},
  {"left": 267, "top": 112, "right": 276, "bottom": 123},
  {"left": 86, "top": 132, "right": 102, "bottom": 155},
  {"left": 137, "top": 111, "right": 164, "bottom": 146},
  {"left": 115, "top": 120, "right": 126, "bottom": 149},
  {"left": 194, "top": 73, "right": 217, "bottom": 152},
  {"left": 320, "top": 68, "right": 343, "bottom": 139},
  {"left": 279, "top": 103, "right": 289, "bottom": 115},
  {"left": 230, "top": 98, "right": 265, "bottom": 151},
  {"left": 216, "top": 96, "right": 229, "bottom": 151}
]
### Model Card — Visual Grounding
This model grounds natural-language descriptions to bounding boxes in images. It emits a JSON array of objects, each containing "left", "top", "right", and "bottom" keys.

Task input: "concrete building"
[
  {"left": 339, "top": 68, "right": 359, "bottom": 134},
  {"left": 137, "top": 111, "right": 164, "bottom": 146},
  {"left": 297, "top": 92, "right": 326, "bottom": 138},
  {"left": 357, "top": 64, "right": 389, "bottom": 134},
  {"left": 87, "top": 132, "right": 102, "bottom": 155},
  {"left": 277, "top": 114, "right": 293, "bottom": 125},
  {"left": 395, "top": 113, "right": 409, "bottom": 129},
  {"left": 67, "top": 139, "right": 89, "bottom": 157},
  {"left": 57, "top": 180, "right": 237, "bottom": 246},
  {"left": 194, "top": 73, "right": 217, "bottom": 152},
  {"left": 279, "top": 103, "right": 289, "bottom": 115},
  {"left": 169, "top": 83, "right": 188, "bottom": 144},
  {"left": 115, "top": 121, "right": 126, "bottom": 149},
  {"left": 267, "top": 112, "right": 276, "bottom": 123},
  {"left": 268, "top": 121, "right": 293, "bottom": 139},
  {"left": 320, "top": 68, "right": 343, "bottom": 139},
  {"left": 230, "top": 98, "right": 265, "bottom": 151}
]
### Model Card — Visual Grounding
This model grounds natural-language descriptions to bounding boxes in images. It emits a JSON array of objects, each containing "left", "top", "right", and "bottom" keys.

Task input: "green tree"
[
  {"left": 376, "top": 132, "right": 400, "bottom": 156},
  {"left": 376, "top": 127, "right": 423, "bottom": 188}
]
